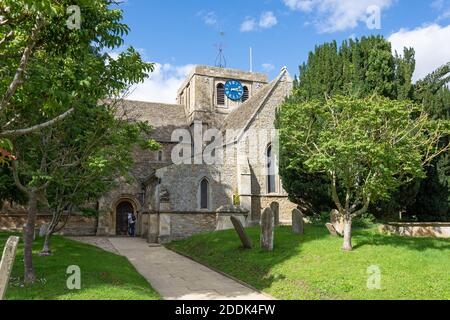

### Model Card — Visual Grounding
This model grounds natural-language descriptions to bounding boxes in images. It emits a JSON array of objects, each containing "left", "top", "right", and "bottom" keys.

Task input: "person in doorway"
[{"left": 127, "top": 212, "right": 136, "bottom": 237}]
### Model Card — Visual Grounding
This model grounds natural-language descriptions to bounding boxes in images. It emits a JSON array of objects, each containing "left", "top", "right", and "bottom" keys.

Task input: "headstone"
[
  {"left": 39, "top": 224, "right": 49, "bottom": 237},
  {"left": 260, "top": 207, "right": 274, "bottom": 251},
  {"left": 330, "top": 209, "right": 344, "bottom": 236},
  {"left": 0, "top": 236, "right": 20, "bottom": 300},
  {"left": 230, "top": 216, "right": 252, "bottom": 249},
  {"left": 270, "top": 202, "right": 280, "bottom": 227},
  {"left": 292, "top": 209, "right": 304, "bottom": 235},
  {"left": 325, "top": 223, "right": 339, "bottom": 237}
]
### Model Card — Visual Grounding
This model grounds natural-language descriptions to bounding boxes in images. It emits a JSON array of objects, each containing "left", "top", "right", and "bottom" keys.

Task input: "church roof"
[
  {"left": 116, "top": 100, "right": 188, "bottom": 142},
  {"left": 221, "top": 68, "right": 289, "bottom": 143}
]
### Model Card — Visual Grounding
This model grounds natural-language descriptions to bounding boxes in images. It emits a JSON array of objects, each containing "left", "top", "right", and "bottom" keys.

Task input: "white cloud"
[
  {"left": 241, "top": 11, "right": 278, "bottom": 32},
  {"left": 262, "top": 63, "right": 275, "bottom": 72},
  {"left": 388, "top": 24, "right": 450, "bottom": 81},
  {"left": 126, "top": 63, "right": 195, "bottom": 104},
  {"left": 198, "top": 11, "right": 218, "bottom": 27},
  {"left": 259, "top": 12, "right": 278, "bottom": 29},
  {"left": 283, "top": 0, "right": 393, "bottom": 33},
  {"left": 240, "top": 17, "right": 257, "bottom": 32}
]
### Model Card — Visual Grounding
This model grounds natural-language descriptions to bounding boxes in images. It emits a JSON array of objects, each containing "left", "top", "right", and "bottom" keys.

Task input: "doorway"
[{"left": 116, "top": 201, "right": 134, "bottom": 236}]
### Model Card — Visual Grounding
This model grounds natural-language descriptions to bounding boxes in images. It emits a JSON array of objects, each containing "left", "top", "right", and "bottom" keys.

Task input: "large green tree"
[
  {"left": 280, "top": 36, "right": 450, "bottom": 218},
  {"left": 1, "top": 0, "right": 155, "bottom": 283},
  {"left": 280, "top": 36, "right": 413, "bottom": 213},
  {"left": 278, "top": 95, "right": 449, "bottom": 251},
  {"left": 17, "top": 101, "right": 159, "bottom": 256}
]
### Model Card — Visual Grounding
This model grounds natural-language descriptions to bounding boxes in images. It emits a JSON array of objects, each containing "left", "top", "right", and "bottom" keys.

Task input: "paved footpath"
[{"left": 108, "top": 237, "right": 272, "bottom": 300}]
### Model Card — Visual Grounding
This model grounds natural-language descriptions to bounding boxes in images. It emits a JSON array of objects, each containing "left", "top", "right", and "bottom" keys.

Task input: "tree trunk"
[
  {"left": 23, "top": 193, "right": 37, "bottom": 284},
  {"left": 342, "top": 214, "right": 353, "bottom": 252},
  {"left": 40, "top": 231, "right": 51, "bottom": 256}
]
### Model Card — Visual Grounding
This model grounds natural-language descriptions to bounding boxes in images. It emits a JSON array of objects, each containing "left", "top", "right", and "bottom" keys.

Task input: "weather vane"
[{"left": 215, "top": 31, "right": 227, "bottom": 68}]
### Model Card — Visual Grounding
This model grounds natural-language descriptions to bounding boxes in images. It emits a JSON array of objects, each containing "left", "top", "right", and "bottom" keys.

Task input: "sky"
[{"left": 113, "top": 0, "right": 450, "bottom": 103}]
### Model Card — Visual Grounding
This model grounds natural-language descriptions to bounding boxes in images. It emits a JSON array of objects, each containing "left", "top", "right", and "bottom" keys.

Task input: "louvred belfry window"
[
  {"left": 217, "top": 83, "right": 225, "bottom": 105},
  {"left": 242, "top": 86, "right": 249, "bottom": 102}
]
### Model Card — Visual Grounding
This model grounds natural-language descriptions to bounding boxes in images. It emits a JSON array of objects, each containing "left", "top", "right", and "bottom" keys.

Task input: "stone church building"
[{"left": 96, "top": 65, "right": 298, "bottom": 242}]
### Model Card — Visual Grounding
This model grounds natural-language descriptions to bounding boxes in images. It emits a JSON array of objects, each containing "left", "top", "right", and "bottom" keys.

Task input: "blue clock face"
[{"left": 224, "top": 80, "right": 244, "bottom": 101}]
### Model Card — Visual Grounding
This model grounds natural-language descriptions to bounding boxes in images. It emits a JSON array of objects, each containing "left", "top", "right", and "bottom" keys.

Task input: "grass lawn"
[
  {"left": 0, "top": 232, "right": 161, "bottom": 300},
  {"left": 167, "top": 225, "right": 450, "bottom": 300}
]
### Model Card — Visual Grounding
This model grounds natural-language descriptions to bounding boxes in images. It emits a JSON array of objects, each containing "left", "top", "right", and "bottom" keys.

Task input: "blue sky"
[{"left": 114, "top": 0, "right": 450, "bottom": 103}]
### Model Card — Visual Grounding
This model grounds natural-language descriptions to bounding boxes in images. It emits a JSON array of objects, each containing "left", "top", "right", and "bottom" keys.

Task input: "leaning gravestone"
[
  {"left": 330, "top": 209, "right": 344, "bottom": 236},
  {"left": 270, "top": 202, "right": 280, "bottom": 227},
  {"left": 230, "top": 216, "right": 252, "bottom": 249},
  {"left": 260, "top": 207, "right": 274, "bottom": 251},
  {"left": 0, "top": 236, "right": 20, "bottom": 300},
  {"left": 292, "top": 209, "right": 304, "bottom": 235},
  {"left": 325, "top": 223, "right": 339, "bottom": 237}
]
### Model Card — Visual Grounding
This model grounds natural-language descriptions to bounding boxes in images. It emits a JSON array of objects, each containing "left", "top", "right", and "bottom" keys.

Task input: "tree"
[
  {"left": 37, "top": 101, "right": 159, "bottom": 255},
  {"left": 278, "top": 95, "right": 450, "bottom": 251},
  {"left": 409, "top": 63, "right": 450, "bottom": 218},
  {"left": 281, "top": 36, "right": 416, "bottom": 214},
  {"left": 1, "top": 0, "right": 154, "bottom": 283}
]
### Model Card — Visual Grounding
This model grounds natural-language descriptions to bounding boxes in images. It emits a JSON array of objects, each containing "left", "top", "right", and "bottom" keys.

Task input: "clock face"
[{"left": 224, "top": 80, "right": 244, "bottom": 101}]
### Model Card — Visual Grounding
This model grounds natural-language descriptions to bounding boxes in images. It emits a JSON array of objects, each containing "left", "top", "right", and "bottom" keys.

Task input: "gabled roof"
[
  {"left": 116, "top": 100, "right": 188, "bottom": 142},
  {"left": 221, "top": 68, "right": 289, "bottom": 144}
]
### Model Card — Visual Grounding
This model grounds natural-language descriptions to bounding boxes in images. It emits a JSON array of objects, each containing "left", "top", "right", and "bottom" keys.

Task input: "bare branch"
[
  {"left": 0, "top": 107, "right": 75, "bottom": 137},
  {"left": 0, "top": 15, "right": 44, "bottom": 113}
]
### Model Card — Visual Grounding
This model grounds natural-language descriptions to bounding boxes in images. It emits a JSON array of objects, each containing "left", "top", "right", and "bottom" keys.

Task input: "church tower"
[{"left": 176, "top": 66, "right": 268, "bottom": 128}]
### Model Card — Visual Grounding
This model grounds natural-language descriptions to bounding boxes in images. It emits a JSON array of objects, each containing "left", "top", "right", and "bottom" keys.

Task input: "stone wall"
[
  {"left": 0, "top": 214, "right": 97, "bottom": 236},
  {"left": 169, "top": 213, "right": 217, "bottom": 241},
  {"left": 380, "top": 223, "right": 450, "bottom": 238},
  {"left": 251, "top": 195, "right": 298, "bottom": 223},
  {"left": 148, "top": 210, "right": 249, "bottom": 243},
  {"left": 157, "top": 164, "right": 233, "bottom": 212}
]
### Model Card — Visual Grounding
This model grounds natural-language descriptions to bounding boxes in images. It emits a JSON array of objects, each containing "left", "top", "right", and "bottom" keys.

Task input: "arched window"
[
  {"left": 157, "top": 150, "right": 163, "bottom": 162},
  {"left": 267, "top": 144, "right": 276, "bottom": 194},
  {"left": 199, "top": 178, "right": 210, "bottom": 209},
  {"left": 242, "top": 86, "right": 249, "bottom": 102},
  {"left": 216, "top": 83, "right": 225, "bottom": 106}
]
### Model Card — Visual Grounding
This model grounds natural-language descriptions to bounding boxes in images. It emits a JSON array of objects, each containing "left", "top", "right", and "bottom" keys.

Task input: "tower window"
[
  {"left": 216, "top": 83, "right": 225, "bottom": 106},
  {"left": 157, "top": 151, "right": 163, "bottom": 162},
  {"left": 242, "top": 86, "right": 249, "bottom": 102},
  {"left": 199, "top": 178, "right": 210, "bottom": 209}
]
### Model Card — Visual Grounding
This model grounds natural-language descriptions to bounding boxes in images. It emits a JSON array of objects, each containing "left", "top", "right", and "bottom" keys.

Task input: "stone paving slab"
[
  {"left": 109, "top": 237, "right": 273, "bottom": 300},
  {"left": 68, "top": 236, "right": 119, "bottom": 254}
]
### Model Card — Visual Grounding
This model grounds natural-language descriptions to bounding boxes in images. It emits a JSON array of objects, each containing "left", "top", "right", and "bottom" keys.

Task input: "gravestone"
[
  {"left": 260, "top": 207, "right": 274, "bottom": 251},
  {"left": 292, "top": 209, "right": 304, "bottom": 235},
  {"left": 39, "top": 224, "right": 49, "bottom": 238},
  {"left": 0, "top": 236, "right": 20, "bottom": 300},
  {"left": 270, "top": 202, "right": 280, "bottom": 227},
  {"left": 325, "top": 223, "right": 339, "bottom": 237},
  {"left": 330, "top": 209, "right": 344, "bottom": 236},
  {"left": 230, "top": 216, "right": 252, "bottom": 249}
]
